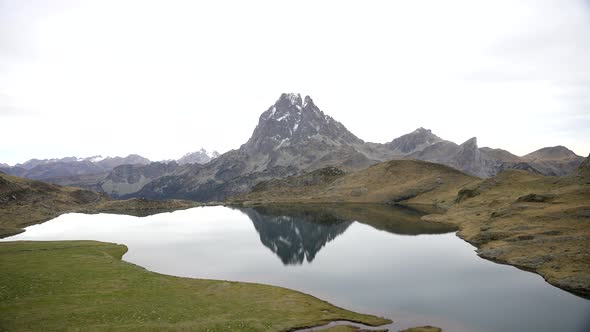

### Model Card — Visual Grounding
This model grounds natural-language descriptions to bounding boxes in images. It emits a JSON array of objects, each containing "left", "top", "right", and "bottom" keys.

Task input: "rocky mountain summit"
[
  {"left": 240, "top": 93, "right": 370, "bottom": 171},
  {"left": 244, "top": 94, "right": 363, "bottom": 153},
  {"left": 177, "top": 149, "right": 220, "bottom": 165},
  {"left": 124, "top": 93, "right": 585, "bottom": 201},
  {"left": 130, "top": 93, "right": 377, "bottom": 201},
  {"left": 386, "top": 127, "right": 443, "bottom": 154},
  {"left": 2, "top": 93, "right": 584, "bottom": 202}
]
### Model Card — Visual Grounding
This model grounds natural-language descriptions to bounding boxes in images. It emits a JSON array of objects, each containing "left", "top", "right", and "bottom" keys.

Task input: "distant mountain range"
[
  {"left": 0, "top": 93, "right": 585, "bottom": 201},
  {"left": 0, "top": 155, "right": 150, "bottom": 180},
  {"left": 0, "top": 149, "right": 220, "bottom": 198}
]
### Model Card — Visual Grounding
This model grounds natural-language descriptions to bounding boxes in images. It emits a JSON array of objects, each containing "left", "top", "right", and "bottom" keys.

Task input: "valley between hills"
[{"left": 1, "top": 93, "right": 589, "bottom": 331}]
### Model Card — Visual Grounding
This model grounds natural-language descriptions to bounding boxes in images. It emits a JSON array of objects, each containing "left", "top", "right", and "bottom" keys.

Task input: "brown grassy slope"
[
  {"left": 232, "top": 157, "right": 590, "bottom": 297},
  {"left": 423, "top": 167, "right": 590, "bottom": 297},
  {"left": 0, "top": 172, "right": 199, "bottom": 238},
  {"left": 231, "top": 160, "right": 478, "bottom": 207}
]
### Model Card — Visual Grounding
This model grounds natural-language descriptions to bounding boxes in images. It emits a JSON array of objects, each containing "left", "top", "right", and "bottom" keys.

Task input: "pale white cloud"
[{"left": 0, "top": 0, "right": 589, "bottom": 164}]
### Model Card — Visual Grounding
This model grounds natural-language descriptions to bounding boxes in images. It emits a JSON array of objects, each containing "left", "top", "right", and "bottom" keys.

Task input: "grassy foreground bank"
[{"left": 0, "top": 241, "right": 390, "bottom": 331}]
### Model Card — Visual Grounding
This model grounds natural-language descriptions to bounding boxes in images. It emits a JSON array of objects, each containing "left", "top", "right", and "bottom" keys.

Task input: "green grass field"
[{"left": 0, "top": 241, "right": 390, "bottom": 331}]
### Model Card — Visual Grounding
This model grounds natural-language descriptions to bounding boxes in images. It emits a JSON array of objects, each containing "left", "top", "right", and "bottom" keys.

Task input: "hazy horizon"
[
  {"left": 1, "top": 0, "right": 589, "bottom": 164},
  {"left": 1, "top": 91, "right": 588, "bottom": 166}
]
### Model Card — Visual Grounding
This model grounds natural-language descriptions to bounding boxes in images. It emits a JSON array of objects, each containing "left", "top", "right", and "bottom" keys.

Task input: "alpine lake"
[{"left": 4, "top": 204, "right": 590, "bottom": 332}]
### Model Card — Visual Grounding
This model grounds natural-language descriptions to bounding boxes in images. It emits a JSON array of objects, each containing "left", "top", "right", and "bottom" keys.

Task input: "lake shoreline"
[
  {"left": 0, "top": 240, "right": 393, "bottom": 331},
  {"left": 3, "top": 203, "right": 589, "bottom": 331}
]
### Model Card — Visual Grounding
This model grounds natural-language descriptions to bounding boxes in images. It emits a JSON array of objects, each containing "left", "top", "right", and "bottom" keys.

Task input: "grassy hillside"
[
  {"left": 0, "top": 172, "right": 199, "bottom": 238},
  {"left": 0, "top": 241, "right": 390, "bottom": 331},
  {"left": 231, "top": 160, "right": 478, "bottom": 207},
  {"left": 423, "top": 167, "right": 590, "bottom": 297}
]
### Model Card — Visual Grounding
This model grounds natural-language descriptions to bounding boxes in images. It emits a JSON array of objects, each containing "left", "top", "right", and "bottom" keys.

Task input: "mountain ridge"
[
  {"left": 0, "top": 154, "right": 151, "bottom": 180},
  {"left": 1, "top": 93, "right": 585, "bottom": 201}
]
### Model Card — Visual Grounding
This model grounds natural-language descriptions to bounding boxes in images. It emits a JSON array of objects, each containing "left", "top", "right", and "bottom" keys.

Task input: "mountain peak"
[
  {"left": 274, "top": 93, "right": 314, "bottom": 109},
  {"left": 243, "top": 93, "right": 361, "bottom": 154},
  {"left": 178, "top": 148, "right": 220, "bottom": 165},
  {"left": 279, "top": 93, "right": 303, "bottom": 105},
  {"left": 414, "top": 127, "right": 431, "bottom": 133},
  {"left": 387, "top": 127, "right": 442, "bottom": 154},
  {"left": 524, "top": 146, "right": 580, "bottom": 161},
  {"left": 460, "top": 137, "right": 478, "bottom": 148}
]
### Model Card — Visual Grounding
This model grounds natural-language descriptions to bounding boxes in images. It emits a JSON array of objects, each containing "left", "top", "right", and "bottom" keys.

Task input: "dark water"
[{"left": 4, "top": 205, "right": 590, "bottom": 332}]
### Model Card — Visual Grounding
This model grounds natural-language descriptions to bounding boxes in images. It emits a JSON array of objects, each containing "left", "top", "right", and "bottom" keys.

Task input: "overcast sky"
[{"left": 1, "top": 0, "right": 589, "bottom": 165}]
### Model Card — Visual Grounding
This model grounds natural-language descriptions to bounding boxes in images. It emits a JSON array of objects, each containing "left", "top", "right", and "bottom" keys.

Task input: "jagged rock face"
[
  {"left": 240, "top": 93, "right": 371, "bottom": 172},
  {"left": 177, "top": 148, "right": 220, "bottom": 165},
  {"left": 243, "top": 93, "right": 363, "bottom": 155},
  {"left": 387, "top": 127, "right": 443, "bottom": 154},
  {"left": 408, "top": 141, "right": 460, "bottom": 162},
  {"left": 449, "top": 138, "right": 502, "bottom": 178}
]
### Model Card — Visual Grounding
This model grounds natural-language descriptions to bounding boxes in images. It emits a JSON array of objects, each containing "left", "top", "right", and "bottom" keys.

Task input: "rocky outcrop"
[
  {"left": 177, "top": 148, "right": 220, "bottom": 165},
  {"left": 241, "top": 93, "right": 370, "bottom": 171},
  {"left": 450, "top": 138, "right": 504, "bottom": 178},
  {"left": 386, "top": 127, "right": 443, "bottom": 154}
]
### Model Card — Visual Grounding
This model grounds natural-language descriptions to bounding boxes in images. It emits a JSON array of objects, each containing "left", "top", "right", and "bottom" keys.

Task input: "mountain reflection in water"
[
  {"left": 5, "top": 205, "right": 589, "bottom": 332},
  {"left": 235, "top": 204, "right": 457, "bottom": 265}
]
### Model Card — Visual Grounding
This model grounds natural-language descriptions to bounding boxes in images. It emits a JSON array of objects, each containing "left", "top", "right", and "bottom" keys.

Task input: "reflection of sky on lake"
[{"left": 5, "top": 206, "right": 590, "bottom": 332}]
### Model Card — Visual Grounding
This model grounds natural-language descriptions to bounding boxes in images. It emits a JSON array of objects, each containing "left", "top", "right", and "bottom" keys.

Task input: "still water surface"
[{"left": 4, "top": 205, "right": 590, "bottom": 332}]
